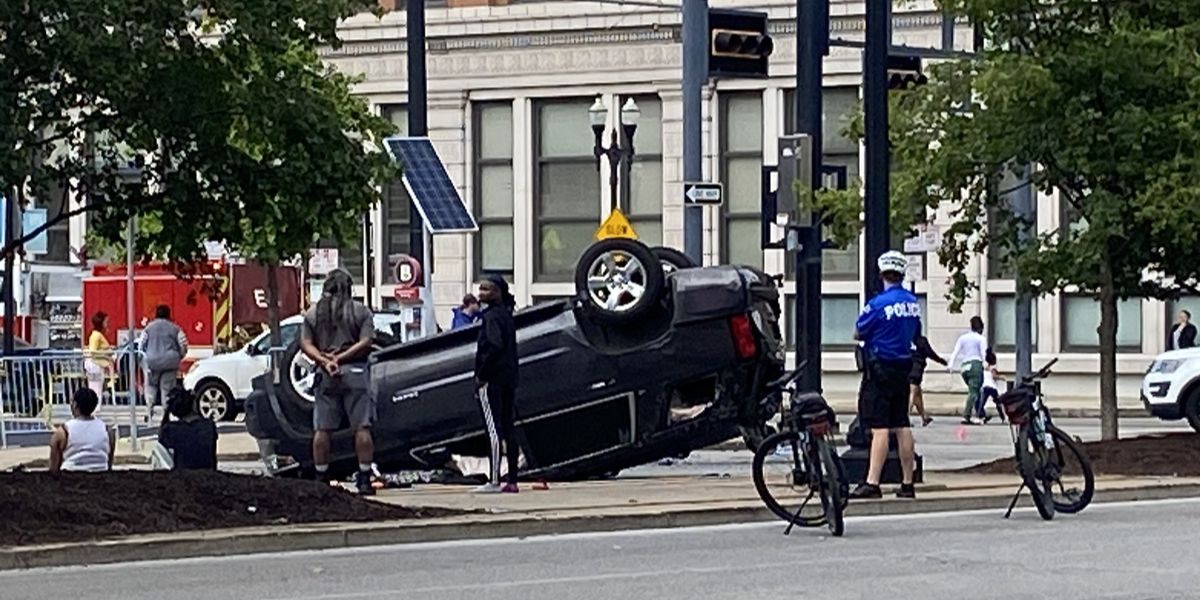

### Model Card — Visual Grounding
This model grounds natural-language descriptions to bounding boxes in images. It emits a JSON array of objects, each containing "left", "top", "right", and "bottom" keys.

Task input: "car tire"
[
  {"left": 195, "top": 380, "right": 237, "bottom": 422},
  {"left": 574, "top": 238, "right": 665, "bottom": 324},
  {"left": 1185, "top": 389, "right": 1200, "bottom": 433},
  {"left": 649, "top": 246, "right": 696, "bottom": 276},
  {"left": 280, "top": 341, "right": 318, "bottom": 408}
]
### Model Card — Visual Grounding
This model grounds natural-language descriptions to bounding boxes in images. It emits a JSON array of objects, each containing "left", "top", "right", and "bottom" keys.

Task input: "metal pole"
[
  {"left": 125, "top": 216, "right": 139, "bottom": 450},
  {"left": 407, "top": 0, "right": 432, "bottom": 329},
  {"left": 795, "top": 0, "right": 826, "bottom": 392},
  {"left": 863, "top": 0, "right": 890, "bottom": 298},
  {"left": 681, "top": 0, "right": 707, "bottom": 265},
  {"left": 941, "top": 5, "right": 955, "bottom": 51},
  {"left": 3, "top": 187, "right": 15, "bottom": 356}
]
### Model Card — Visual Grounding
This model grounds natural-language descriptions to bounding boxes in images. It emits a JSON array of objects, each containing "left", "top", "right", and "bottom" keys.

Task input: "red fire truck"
[{"left": 82, "top": 262, "right": 301, "bottom": 364}]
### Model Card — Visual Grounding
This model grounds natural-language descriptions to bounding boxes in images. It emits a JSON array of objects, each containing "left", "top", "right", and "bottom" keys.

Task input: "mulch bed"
[
  {"left": 961, "top": 432, "right": 1200, "bottom": 477},
  {"left": 0, "top": 470, "right": 464, "bottom": 547}
]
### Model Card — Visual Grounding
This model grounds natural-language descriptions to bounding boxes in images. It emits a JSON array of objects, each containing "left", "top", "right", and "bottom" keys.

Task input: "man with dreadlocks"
[
  {"left": 472, "top": 274, "right": 520, "bottom": 494},
  {"left": 300, "top": 268, "right": 377, "bottom": 494}
]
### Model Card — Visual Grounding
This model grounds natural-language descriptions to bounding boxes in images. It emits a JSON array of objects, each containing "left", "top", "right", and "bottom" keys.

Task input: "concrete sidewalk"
[
  {"left": 0, "top": 430, "right": 263, "bottom": 471},
  {"left": 3, "top": 471, "right": 1199, "bottom": 570},
  {"left": 824, "top": 390, "right": 1146, "bottom": 419}
]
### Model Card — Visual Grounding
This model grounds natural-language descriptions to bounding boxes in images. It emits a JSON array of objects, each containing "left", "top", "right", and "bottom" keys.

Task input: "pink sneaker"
[{"left": 501, "top": 483, "right": 519, "bottom": 494}]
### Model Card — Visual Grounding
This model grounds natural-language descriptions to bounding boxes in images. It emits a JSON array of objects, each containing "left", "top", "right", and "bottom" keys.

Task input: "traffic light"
[
  {"left": 708, "top": 9, "right": 773, "bottom": 79},
  {"left": 887, "top": 55, "right": 928, "bottom": 90}
]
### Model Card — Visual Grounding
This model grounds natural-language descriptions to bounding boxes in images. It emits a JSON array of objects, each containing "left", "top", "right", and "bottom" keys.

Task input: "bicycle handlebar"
[
  {"left": 1020, "top": 357, "right": 1060, "bottom": 384},
  {"left": 767, "top": 360, "right": 809, "bottom": 391}
]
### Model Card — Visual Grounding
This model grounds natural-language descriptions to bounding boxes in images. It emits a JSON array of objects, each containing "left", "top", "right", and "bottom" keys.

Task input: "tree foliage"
[
  {"left": 1, "top": 0, "right": 396, "bottom": 267},
  {"left": 816, "top": 0, "right": 1200, "bottom": 439}
]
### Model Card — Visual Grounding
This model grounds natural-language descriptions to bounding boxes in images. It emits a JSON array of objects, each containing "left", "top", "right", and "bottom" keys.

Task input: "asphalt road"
[
  {"left": 3, "top": 498, "right": 1197, "bottom": 599},
  {"left": 624, "top": 417, "right": 1190, "bottom": 477}
]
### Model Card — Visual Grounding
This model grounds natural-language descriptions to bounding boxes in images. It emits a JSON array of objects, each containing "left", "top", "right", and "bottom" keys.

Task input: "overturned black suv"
[{"left": 246, "top": 239, "right": 785, "bottom": 480}]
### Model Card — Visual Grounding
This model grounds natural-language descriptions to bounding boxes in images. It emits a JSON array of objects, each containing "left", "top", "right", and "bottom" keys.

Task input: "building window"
[
  {"left": 622, "top": 95, "right": 663, "bottom": 248},
  {"left": 785, "top": 294, "right": 860, "bottom": 351},
  {"left": 534, "top": 99, "right": 601, "bottom": 282},
  {"left": 1061, "top": 295, "right": 1142, "bottom": 352},
  {"left": 986, "top": 206, "right": 1015, "bottom": 280},
  {"left": 31, "top": 176, "right": 71, "bottom": 264},
  {"left": 988, "top": 294, "right": 1039, "bottom": 352},
  {"left": 720, "top": 92, "right": 763, "bottom": 269},
  {"left": 473, "top": 102, "right": 514, "bottom": 277},
  {"left": 783, "top": 88, "right": 861, "bottom": 280},
  {"left": 381, "top": 106, "right": 411, "bottom": 267},
  {"left": 1166, "top": 296, "right": 1200, "bottom": 350}
]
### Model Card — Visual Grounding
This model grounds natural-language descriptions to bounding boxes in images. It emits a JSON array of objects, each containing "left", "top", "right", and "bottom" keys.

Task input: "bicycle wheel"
[
  {"left": 1016, "top": 424, "right": 1056, "bottom": 521},
  {"left": 816, "top": 438, "right": 845, "bottom": 537},
  {"left": 1046, "top": 425, "right": 1095, "bottom": 514},
  {"left": 751, "top": 430, "right": 826, "bottom": 527}
]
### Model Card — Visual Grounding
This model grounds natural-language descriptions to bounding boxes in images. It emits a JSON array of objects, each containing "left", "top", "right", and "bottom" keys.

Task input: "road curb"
[{"left": 2, "top": 482, "right": 1198, "bottom": 571}]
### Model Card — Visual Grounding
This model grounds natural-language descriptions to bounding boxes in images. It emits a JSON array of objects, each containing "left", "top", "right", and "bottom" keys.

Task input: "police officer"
[{"left": 849, "top": 251, "right": 922, "bottom": 499}]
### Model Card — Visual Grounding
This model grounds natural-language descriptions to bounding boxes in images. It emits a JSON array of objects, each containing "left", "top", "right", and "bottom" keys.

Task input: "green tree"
[
  {"left": 2, "top": 1, "right": 395, "bottom": 340},
  {"left": 815, "top": 1, "right": 1200, "bottom": 439}
]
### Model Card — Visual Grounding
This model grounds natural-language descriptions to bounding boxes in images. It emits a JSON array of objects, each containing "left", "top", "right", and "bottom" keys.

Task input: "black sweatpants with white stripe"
[{"left": 477, "top": 384, "right": 519, "bottom": 485}]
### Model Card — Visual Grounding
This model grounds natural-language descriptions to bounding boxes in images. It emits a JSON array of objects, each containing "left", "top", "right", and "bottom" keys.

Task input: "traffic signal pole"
[
  {"left": 863, "top": 0, "right": 890, "bottom": 299},
  {"left": 681, "top": 0, "right": 706, "bottom": 266},
  {"left": 794, "top": 0, "right": 826, "bottom": 392}
]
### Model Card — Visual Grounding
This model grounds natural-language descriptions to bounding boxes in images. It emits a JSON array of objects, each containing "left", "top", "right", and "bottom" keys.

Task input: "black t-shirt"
[{"left": 159, "top": 418, "right": 218, "bottom": 470}]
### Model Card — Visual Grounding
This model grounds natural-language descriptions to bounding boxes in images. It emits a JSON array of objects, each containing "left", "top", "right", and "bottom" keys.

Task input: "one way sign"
[{"left": 683, "top": 182, "right": 723, "bottom": 205}]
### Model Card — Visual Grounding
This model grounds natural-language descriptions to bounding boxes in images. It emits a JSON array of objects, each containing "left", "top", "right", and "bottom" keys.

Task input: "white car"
[
  {"left": 184, "top": 312, "right": 404, "bottom": 421},
  {"left": 1140, "top": 347, "right": 1200, "bottom": 432}
]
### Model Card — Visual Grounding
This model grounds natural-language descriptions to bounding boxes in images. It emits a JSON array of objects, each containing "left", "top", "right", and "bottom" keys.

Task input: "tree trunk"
[
  {"left": 1097, "top": 264, "right": 1120, "bottom": 441},
  {"left": 266, "top": 262, "right": 282, "bottom": 348}
]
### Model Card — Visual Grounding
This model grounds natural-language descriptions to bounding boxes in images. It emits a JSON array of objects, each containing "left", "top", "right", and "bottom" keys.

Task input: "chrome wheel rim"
[
  {"left": 586, "top": 250, "right": 649, "bottom": 313},
  {"left": 198, "top": 387, "right": 226, "bottom": 420},
  {"left": 289, "top": 351, "right": 317, "bottom": 403}
]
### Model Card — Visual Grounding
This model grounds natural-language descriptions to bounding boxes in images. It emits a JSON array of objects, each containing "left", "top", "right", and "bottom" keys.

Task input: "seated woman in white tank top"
[{"left": 50, "top": 388, "right": 115, "bottom": 473}]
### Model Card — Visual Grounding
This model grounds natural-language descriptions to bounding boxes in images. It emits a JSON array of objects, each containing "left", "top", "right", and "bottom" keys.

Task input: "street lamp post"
[
  {"left": 116, "top": 164, "right": 142, "bottom": 450},
  {"left": 588, "top": 97, "right": 640, "bottom": 212}
]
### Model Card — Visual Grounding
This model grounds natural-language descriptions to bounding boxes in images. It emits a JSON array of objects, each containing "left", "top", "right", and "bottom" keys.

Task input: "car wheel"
[
  {"left": 740, "top": 423, "right": 778, "bottom": 453},
  {"left": 1185, "top": 390, "right": 1200, "bottom": 433},
  {"left": 281, "top": 341, "right": 317, "bottom": 406},
  {"left": 574, "top": 238, "right": 665, "bottom": 324},
  {"left": 196, "top": 380, "right": 237, "bottom": 422},
  {"left": 650, "top": 246, "right": 696, "bottom": 276}
]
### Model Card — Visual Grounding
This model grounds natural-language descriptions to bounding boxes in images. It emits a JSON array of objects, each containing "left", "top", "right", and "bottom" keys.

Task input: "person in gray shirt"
[
  {"left": 140, "top": 305, "right": 188, "bottom": 417},
  {"left": 300, "top": 268, "right": 376, "bottom": 494}
]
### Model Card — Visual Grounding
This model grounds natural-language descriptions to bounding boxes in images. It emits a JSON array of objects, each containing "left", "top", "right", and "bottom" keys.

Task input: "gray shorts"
[{"left": 313, "top": 363, "right": 374, "bottom": 431}]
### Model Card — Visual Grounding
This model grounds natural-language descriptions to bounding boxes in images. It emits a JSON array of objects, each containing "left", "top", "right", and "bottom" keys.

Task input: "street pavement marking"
[{"left": 4, "top": 495, "right": 1198, "bottom": 578}]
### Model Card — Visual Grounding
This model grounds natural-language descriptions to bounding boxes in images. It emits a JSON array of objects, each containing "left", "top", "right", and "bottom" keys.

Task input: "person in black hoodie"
[
  {"left": 473, "top": 274, "right": 520, "bottom": 494},
  {"left": 909, "top": 333, "right": 947, "bottom": 426}
]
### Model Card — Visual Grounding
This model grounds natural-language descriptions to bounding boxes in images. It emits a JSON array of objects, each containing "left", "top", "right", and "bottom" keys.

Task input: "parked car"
[
  {"left": 1140, "top": 347, "right": 1200, "bottom": 432},
  {"left": 245, "top": 240, "right": 786, "bottom": 480},
  {"left": 184, "top": 312, "right": 403, "bottom": 421}
]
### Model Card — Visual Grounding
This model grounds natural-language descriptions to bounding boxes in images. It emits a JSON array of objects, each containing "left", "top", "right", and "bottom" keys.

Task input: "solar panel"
[{"left": 384, "top": 137, "right": 478, "bottom": 233}]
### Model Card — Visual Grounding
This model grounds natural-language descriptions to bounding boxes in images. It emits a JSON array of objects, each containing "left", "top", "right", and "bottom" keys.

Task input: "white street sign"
[
  {"left": 684, "top": 182, "right": 724, "bottom": 205},
  {"left": 903, "top": 224, "right": 942, "bottom": 253},
  {"left": 308, "top": 248, "right": 339, "bottom": 275},
  {"left": 904, "top": 253, "right": 924, "bottom": 283}
]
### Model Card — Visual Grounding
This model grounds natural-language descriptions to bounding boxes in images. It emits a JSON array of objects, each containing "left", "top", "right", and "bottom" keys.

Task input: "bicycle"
[
  {"left": 751, "top": 364, "right": 848, "bottom": 537},
  {"left": 998, "top": 358, "right": 1095, "bottom": 521}
]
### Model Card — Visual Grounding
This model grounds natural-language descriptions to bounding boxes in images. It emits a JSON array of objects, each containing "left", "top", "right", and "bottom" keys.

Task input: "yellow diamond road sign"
[{"left": 595, "top": 208, "right": 638, "bottom": 241}]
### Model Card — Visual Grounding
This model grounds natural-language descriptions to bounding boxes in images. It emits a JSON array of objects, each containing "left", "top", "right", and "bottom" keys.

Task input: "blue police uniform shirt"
[{"left": 855, "top": 283, "right": 922, "bottom": 362}]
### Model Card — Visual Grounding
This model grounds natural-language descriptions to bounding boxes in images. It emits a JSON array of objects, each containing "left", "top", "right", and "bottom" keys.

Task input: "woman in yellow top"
[{"left": 84, "top": 311, "right": 112, "bottom": 398}]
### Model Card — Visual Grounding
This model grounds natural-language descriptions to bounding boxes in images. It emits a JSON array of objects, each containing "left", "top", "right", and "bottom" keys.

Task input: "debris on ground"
[
  {"left": 0, "top": 470, "right": 466, "bottom": 547},
  {"left": 961, "top": 432, "right": 1200, "bottom": 477}
]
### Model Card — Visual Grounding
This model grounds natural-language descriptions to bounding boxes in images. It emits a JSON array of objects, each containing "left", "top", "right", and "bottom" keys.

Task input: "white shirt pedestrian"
[{"left": 949, "top": 331, "right": 989, "bottom": 372}]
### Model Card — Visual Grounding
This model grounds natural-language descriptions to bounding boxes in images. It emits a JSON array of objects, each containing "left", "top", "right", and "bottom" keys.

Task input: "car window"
[
  {"left": 253, "top": 323, "right": 301, "bottom": 354},
  {"left": 279, "top": 323, "right": 300, "bottom": 346}
]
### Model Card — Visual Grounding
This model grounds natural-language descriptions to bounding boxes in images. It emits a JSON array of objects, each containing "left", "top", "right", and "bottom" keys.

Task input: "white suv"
[
  {"left": 184, "top": 312, "right": 405, "bottom": 421},
  {"left": 1140, "top": 347, "right": 1200, "bottom": 432},
  {"left": 184, "top": 316, "right": 304, "bottom": 421}
]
